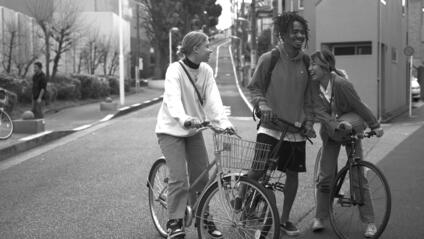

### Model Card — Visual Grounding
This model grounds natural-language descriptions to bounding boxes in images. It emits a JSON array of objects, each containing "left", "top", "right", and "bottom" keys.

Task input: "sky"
[{"left": 216, "top": 0, "right": 232, "bottom": 30}]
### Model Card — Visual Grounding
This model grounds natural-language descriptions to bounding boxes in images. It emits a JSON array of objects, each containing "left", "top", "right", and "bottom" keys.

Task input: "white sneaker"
[
  {"left": 312, "top": 218, "right": 325, "bottom": 232},
  {"left": 364, "top": 223, "right": 377, "bottom": 238}
]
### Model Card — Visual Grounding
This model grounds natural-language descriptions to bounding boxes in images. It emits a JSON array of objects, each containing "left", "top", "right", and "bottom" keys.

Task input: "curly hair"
[{"left": 273, "top": 11, "right": 309, "bottom": 48}]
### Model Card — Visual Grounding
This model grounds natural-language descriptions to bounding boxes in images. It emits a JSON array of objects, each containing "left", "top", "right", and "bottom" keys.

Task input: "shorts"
[{"left": 256, "top": 133, "right": 306, "bottom": 173}]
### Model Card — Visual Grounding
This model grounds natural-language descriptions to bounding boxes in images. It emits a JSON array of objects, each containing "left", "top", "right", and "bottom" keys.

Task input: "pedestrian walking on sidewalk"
[
  {"left": 155, "top": 31, "right": 234, "bottom": 239},
  {"left": 31, "top": 62, "right": 47, "bottom": 119},
  {"left": 244, "top": 11, "right": 316, "bottom": 236},
  {"left": 308, "top": 49, "right": 384, "bottom": 238},
  {"left": 417, "top": 63, "right": 424, "bottom": 100}
]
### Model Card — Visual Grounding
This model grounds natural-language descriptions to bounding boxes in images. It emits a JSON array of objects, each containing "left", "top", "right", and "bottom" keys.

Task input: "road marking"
[
  {"left": 131, "top": 103, "right": 141, "bottom": 107},
  {"left": 73, "top": 124, "right": 92, "bottom": 131},
  {"left": 228, "top": 45, "right": 253, "bottom": 112},
  {"left": 100, "top": 114, "right": 114, "bottom": 122},
  {"left": 19, "top": 131, "right": 53, "bottom": 141},
  {"left": 119, "top": 106, "right": 130, "bottom": 111},
  {"left": 214, "top": 40, "right": 231, "bottom": 78}
]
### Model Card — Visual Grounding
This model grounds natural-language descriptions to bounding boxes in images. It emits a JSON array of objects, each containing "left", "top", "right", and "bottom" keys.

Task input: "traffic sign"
[{"left": 404, "top": 46, "right": 414, "bottom": 56}]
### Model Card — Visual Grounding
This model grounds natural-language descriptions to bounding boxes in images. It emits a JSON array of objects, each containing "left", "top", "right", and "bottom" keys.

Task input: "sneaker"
[
  {"left": 364, "top": 223, "right": 377, "bottom": 238},
  {"left": 204, "top": 214, "right": 223, "bottom": 238},
  {"left": 230, "top": 196, "right": 243, "bottom": 211},
  {"left": 312, "top": 218, "right": 325, "bottom": 232},
  {"left": 166, "top": 219, "right": 185, "bottom": 239},
  {"left": 281, "top": 221, "right": 300, "bottom": 236}
]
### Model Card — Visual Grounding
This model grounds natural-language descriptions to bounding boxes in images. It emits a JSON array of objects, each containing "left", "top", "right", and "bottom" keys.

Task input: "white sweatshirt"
[{"left": 155, "top": 60, "right": 233, "bottom": 137}]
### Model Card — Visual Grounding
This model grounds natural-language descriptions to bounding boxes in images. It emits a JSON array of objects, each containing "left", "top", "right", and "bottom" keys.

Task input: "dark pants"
[{"left": 32, "top": 100, "right": 44, "bottom": 119}]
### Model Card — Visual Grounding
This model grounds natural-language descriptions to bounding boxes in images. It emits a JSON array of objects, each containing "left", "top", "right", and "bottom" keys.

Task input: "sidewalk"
[{"left": 0, "top": 80, "right": 164, "bottom": 161}]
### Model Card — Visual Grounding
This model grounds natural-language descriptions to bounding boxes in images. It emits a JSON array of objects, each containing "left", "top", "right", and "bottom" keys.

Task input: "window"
[
  {"left": 322, "top": 42, "right": 372, "bottom": 56},
  {"left": 391, "top": 47, "right": 398, "bottom": 62},
  {"left": 298, "top": 0, "right": 304, "bottom": 10}
]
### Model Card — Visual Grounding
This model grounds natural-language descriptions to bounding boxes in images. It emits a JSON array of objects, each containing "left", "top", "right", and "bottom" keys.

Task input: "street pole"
[
  {"left": 250, "top": 0, "right": 257, "bottom": 76},
  {"left": 118, "top": 0, "right": 125, "bottom": 105},
  {"left": 169, "top": 27, "right": 179, "bottom": 65}
]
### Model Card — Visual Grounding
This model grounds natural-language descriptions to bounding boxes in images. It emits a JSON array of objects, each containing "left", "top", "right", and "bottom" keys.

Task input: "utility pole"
[{"left": 250, "top": 0, "right": 257, "bottom": 75}]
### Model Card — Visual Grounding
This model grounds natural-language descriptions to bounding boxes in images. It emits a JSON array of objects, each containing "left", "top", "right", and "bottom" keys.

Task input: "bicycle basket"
[{"left": 213, "top": 134, "right": 271, "bottom": 171}]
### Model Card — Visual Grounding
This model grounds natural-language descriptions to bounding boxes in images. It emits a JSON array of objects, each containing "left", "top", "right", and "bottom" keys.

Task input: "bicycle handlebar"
[{"left": 184, "top": 120, "right": 240, "bottom": 137}]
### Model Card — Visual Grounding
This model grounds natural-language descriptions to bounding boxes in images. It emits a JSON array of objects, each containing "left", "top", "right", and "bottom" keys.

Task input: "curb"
[{"left": 0, "top": 96, "right": 163, "bottom": 161}]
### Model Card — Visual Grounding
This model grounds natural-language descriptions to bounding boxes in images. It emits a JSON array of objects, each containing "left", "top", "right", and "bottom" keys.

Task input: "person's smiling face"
[
  {"left": 309, "top": 58, "right": 327, "bottom": 81},
  {"left": 283, "top": 20, "right": 306, "bottom": 50}
]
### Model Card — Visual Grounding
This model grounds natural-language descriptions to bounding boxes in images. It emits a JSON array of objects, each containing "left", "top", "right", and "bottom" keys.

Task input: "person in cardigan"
[
  {"left": 155, "top": 31, "right": 234, "bottom": 239},
  {"left": 309, "top": 49, "right": 384, "bottom": 238},
  {"left": 244, "top": 12, "right": 316, "bottom": 236}
]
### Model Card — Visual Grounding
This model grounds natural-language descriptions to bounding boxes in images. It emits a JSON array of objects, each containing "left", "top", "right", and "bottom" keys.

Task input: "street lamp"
[{"left": 169, "top": 27, "right": 179, "bottom": 65}]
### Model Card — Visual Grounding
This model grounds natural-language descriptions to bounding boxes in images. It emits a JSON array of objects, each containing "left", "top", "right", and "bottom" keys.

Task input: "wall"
[{"left": 315, "top": 0, "right": 407, "bottom": 120}]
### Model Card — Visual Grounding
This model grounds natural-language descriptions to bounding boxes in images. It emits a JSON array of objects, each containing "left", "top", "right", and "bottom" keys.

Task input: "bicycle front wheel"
[
  {"left": 196, "top": 175, "right": 280, "bottom": 239},
  {"left": 329, "top": 161, "right": 391, "bottom": 239},
  {"left": 147, "top": 157, "right": 168, "bottom": 238},
  {"left": 0, "top": 110, "right": 13, "bottom": 140}
]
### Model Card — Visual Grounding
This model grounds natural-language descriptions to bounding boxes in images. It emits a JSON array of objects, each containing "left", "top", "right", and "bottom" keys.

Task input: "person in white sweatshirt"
[{"left": 155, "top": 31, "right": 234, "bottom": 239}]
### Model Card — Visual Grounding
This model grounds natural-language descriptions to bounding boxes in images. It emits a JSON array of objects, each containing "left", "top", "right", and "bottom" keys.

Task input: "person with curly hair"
[{"left": 243, "top": 11, "right": 316, "bottom": 236}]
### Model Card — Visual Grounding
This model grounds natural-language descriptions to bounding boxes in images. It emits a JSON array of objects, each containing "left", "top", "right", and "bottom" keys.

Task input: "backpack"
[{"left": 253, "top": 47, "right": 311, "bottom": 122}]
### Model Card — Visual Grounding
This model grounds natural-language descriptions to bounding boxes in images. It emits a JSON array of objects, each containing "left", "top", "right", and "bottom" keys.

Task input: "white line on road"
[
  {"left": 214, "top": 40, "right": 231, "bottom": 79},
  {"left": 119, "top": 106, "right": 130, "bottom": 111},
  {"left": 228, "top": 45, "right": 253, "bottom": 112},
  {"left": 73, "top": 124, "right": 93, "bottom": 131},
  {"left": 131, "top": 103, "right": 141, "bottom": 107},
  {"left": 19, "top": 131, "right": 53, "bottom": 141},
  {"left": 100, "top": 114, "right": 114, "bottom": 122}
]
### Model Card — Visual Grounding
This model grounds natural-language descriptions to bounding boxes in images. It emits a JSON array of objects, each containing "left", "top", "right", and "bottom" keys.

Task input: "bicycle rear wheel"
[
  {"left": 147, "top": 157, "right": 168, "bottom": 238},
  {"left": 196, "top": 175, "right": 280, "bottom": 239},
  {"left": 0, "top": 110, "right": 13, "bottom": 140},
  {"left": 329, "top": 161, "right": 391, "bottom": 239}
]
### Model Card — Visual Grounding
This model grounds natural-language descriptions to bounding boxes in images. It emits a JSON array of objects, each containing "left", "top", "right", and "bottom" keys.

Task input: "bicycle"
[
  {"left": 147, "top": 121, "right": 281, "bottom": 239},
  {"left": 313, "top": 130, "right": 391, "bottom": 239},
  {"left": 0, "top": 89, "right": 13, "bottom": 140}
]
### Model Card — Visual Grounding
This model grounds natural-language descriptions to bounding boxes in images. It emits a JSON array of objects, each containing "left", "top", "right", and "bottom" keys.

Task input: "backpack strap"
[
  {"left": 263, "top": 47, "right": 280, "bottom": 93},
  {"left": 179, "top": 62, "right": 204, "bottom": 106}
]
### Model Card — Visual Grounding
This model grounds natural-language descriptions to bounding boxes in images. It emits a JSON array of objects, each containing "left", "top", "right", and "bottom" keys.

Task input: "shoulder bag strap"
[{"left": 178, "top": 62, "right": 204, "bottom": 106}]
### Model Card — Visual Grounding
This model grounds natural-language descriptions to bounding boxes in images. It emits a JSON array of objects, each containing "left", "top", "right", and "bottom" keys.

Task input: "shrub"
[
  {"left": 107, "top": 76, "right": 119, "bottom": 95},
  {"left": 51, "top": 74, "right": 81, "bottom": 101},
  {"left": 72, "top": 74, "right": 110, "bottom": 99}
]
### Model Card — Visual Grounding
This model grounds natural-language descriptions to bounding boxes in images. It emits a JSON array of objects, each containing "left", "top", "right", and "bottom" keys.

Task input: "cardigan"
[{"left": 311, "top": 73, "right": 380, "bottom": 138}]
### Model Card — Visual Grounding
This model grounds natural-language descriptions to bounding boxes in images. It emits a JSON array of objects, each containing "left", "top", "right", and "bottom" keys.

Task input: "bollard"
[{"left": 100, "top": 97, "right": 117, "bottom": 111}]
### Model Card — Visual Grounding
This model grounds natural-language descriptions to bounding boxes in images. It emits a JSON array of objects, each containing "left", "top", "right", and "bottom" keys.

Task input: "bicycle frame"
[
  {"left": 334, "top": 131, "right": 374, "bottom": 206},
  {"left": 147, "top": 129, "right": 239, "bottom": 227}
]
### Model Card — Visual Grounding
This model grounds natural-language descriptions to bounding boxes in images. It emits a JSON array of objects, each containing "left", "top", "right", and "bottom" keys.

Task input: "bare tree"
[
  {"left": 25, "top": 0, "right": 55, "bottom": 80},
  {"left": 2, "top": 20, "right": 19, "bottom": 74},
  {"left": 50, "top": 0, "right": 81, "bottom": 78},
  {"left": 80, "top": 30, "right": 103, "bottom": 74}
]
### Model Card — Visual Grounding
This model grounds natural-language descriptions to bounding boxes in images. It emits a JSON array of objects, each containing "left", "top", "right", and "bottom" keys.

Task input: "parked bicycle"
[
  {"left": 0, "top": 89, "right": 13, "bottom": 140},
  {"left": 147, "top": 121, "right": 281, "bottom": 239},
  {"left": 313, "top": 130, "right": 391, "bottom": 239}
]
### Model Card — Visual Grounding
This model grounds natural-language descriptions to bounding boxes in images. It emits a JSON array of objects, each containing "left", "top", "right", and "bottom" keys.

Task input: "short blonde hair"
[{"left": 179, "top": 31, "right": 208, "bottom": 56}]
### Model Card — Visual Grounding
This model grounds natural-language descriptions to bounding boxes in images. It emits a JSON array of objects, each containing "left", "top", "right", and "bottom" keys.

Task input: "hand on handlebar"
[
  {"left": 302, "top": 126, "right": 316, "bottom": 138},
  {"left": 183, "top": 118, "right": 205, "bottom": 129},
  {"left": 372, "top": 127, "right": 384, "bottom": 137},
  {"left": 258, "top": 104, "right": 277, "bottom": 122}
]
